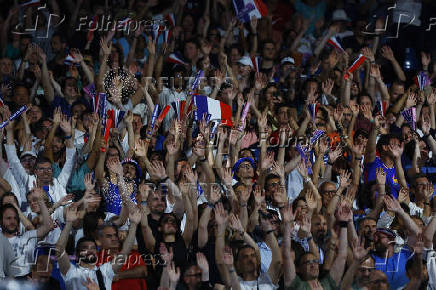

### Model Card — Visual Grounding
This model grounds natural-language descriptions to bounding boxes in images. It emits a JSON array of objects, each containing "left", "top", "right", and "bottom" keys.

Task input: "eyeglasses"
[
  {"left": 301, "top": 259, "right": 319, "bottom": 265},
  {"left": 239, "top": 163, "right": 252, "bottom": 169},
  {"left": 267, "top": 181, "right": 281, "bottom": 188},
  {"left": 322, "top": 190, "right": 336, "bottom": 195},
  {"left": 36, "top": 167, "right": 52, "bottom": 172}
]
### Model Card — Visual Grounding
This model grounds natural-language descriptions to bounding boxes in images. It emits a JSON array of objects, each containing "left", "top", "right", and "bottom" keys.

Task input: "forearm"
[
  {"left": 394, "top": 157, "right": 407, "bottom": 188},
  {"left": 391, "top": 59, "right": 406, "bottom": 81},
  {"left": 57, "top": 221, "right": 73, "bottom": 253},
  {"left": 340, "top": 260, "right": 359, "bottom": 290},
  {"left": 115, "top": 266, "right": 147, "bottom": 280},
  {"left": 398, "top": 209, "right": 421, "bottom": 237}
]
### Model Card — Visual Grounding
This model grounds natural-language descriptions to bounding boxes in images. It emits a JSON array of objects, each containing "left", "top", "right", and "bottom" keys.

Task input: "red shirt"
[{"left": 97, "top": 250, "right": 147, "bottom": 290}]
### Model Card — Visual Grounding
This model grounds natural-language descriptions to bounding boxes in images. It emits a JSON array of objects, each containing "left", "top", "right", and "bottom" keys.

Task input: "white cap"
[
  {"left": 20, "top": 151, "right": 37, "bottom": 159},
  {"left": 237, "top": 56, "right": 254, "bottom": 68},
  {"left": 281, "top": 57, "right": 295, "bottom": 65},
  {"left": 332, "top": 9, "right": 350, "bottom": 22}
]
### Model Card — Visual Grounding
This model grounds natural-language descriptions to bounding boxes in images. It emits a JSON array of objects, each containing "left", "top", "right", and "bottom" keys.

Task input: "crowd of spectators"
[{"left": 1, "top": 0, "right": 436, "bottom": 289}]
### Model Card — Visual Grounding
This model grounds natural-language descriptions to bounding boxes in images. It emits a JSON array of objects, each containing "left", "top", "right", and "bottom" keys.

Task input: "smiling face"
[{"left": 236, "top": 161, "right": 254, "bottom": 179}]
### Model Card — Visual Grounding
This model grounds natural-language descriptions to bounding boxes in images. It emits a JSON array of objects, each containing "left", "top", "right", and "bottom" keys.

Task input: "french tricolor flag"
[
  {"left": 251, "top": 56, "right": 261, "bottom": 72},
  {"left": 344, "top": 54, "right": 366, "bottom": 80},
  {"left": 308, "top": 103, "right": 319, "bottom": 124},
  {"left": 87, "top": 15, "right": 99, "bottom": 42},
  {"left": 193, "top": 95, "right": 233, "bottom": 127},
  {"left": 327, "top": 36, "right": 344, "bottom": 53},
  {"left": 233, "top": 0, "right": 268, "bottom": 23},
  {"left": 20, "top": 0, "right": 40, "bottom": 7},
  {"left": 171, "top": 100, "right": 186, "bottom": 121},
  {"left": 0, "top": 94, "right": 4, "bottom": 107},
  {"left": 163, "top": 30, "right": 171, "bottom": 43},
  {"left": 151, "top": 24, "right": 160, "bottom": 41},
  {"left": 377, "top": 99, "right": 387, "bottom": 117},
  {"left": 167, "top": 53, "right": 187, "bottom": 66},
  {"left": 64, "top": 53, "right": 79, "bottom": 66},
  {"left": 165, "top": 13, "right": 176, "bottom": 27}
]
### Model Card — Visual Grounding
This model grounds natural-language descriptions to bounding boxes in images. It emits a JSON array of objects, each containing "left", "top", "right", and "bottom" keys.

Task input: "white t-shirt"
[
  {"left": 7, "top": 230, "right": 38, "bottom": 276},
  {"left": 238, "top": 272, "right": 279, "bottom": 290},
  {"left": 62, "top": 262, "right": 114, "bottom": 290}
]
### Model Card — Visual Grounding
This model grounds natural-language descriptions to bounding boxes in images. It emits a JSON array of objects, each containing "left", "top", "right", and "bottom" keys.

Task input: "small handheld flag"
[
  {"left": 401, "top": 107, "right": 417, "bottom": 130},
  {"left": 239, "top": 102, "right": 250, "bottom": 131},
  {"left": 233, "top": 0, "right": 268, "bottom": 23},
  {"left": 101, "top": 119, "right": 113, "bottom": 152},
  {"left": 310, "top": 130, "right": 325, "bottom": 144},
  {"left": 167, "top": 53, "right": 187, "bottom": 66},
  {"left": 158, "top": 105, "right": 171, "bottom": 123},
  {"left": 307, "top": 103, "right": 319, "bottom": 124},
  {"left": 344, "top": 54, "right": 366, "bottom": 80},
  {"left": 327, "top": 36, "right": 344, "bottom": 53},
  {"left": 250, "top": 56, "right": 260, "bottom": 72},
  {"left": 0, "top": 105, "right": 27, "bottom": 129}
]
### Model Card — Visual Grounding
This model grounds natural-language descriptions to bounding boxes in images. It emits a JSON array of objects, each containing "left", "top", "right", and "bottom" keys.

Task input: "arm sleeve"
[
  {"left": 4, "top": 144, "right": 30, "bottom": 189},
  {"left": 57, "top": 148, "right": 76, "bottom": 187},
  {"left": 3, "top": 169, "right": 22, "bottom": 206}
]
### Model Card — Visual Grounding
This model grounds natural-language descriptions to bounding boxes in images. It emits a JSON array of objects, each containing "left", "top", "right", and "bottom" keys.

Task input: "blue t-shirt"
[
  {"left": 365, "top": 157, "right": 400, "bottom": 198},
  {"left": 371, "top": 247, "right": 413, "bottom": 290}
]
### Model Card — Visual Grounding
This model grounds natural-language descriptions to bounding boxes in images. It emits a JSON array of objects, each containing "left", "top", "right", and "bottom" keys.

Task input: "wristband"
[
  {"left": 338, "top": 221, "right": 348, "bottom": 228},
  {"left": 64, "top": 135, "right": 72, "bottom": 139},
  {"left": 306, "top": 236, "right": 313, "bottom": 242}
]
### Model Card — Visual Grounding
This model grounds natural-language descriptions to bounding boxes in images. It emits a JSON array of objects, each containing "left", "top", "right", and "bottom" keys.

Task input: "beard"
[{"left": 2, "top": 226, "right": 17, "bottom": 235}]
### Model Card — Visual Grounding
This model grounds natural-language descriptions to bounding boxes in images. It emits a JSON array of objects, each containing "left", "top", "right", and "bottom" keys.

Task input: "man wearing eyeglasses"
[{"left": 4, "top": 113, "right": 76, "bottom": 204}]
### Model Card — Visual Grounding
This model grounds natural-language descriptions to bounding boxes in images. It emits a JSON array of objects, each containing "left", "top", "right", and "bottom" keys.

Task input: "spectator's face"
[
  {"left": 99, "top": 226, "right": 120, "bottom": 250},
  {"left": 173, "top": 71, "right": 184, "bottom": 88},
  {"left": 402, "top": 126, "right": 413, "bottom": 144},
  {"left": 295, "top": 199, "right": 308, "bottom": 221},
  {"left": 77, "top": 241, "right": 97, "bottom": 264},
  {"left": 351, "top": 81, "right": 359, "bottom": 96},
  {"left": 2, "top": 196, "right": 16, "bottom": 206},
  {"left": 1, "top": 208, "right": 18, "bottom": 234},
  {"left": 106, "top": 148, "right": 120, "bottom": 164},
  {"left": 64, "top": 79, "right": 78, "bottom": 99},
  {"left": 266, "top": 177, "right": 281, "bottom": 196},
  {"left": 184, "top": 42, "right": 198, "bottom": 61},
  {"left": 51, "top": 36, "right": 63, "bottom": 54},
  {"left": 27, "top": 190, "right": 41, "bottom": 213},
  {"left": 72, "top": 104, "right": 86, "bottom": 120},
  {"left": 52, "top": 136, "right": 64, "bottom": 154},
  {"left": 355, "top": 134, "right": 368, "bottom": 147},
  {"left": 415, "top": 177, "right": 430, "bottom": 200},
  {"left": 27, "top": 105, "right": 43, "bottom": 123},
  {"left": 0, "top": 58, "right": 13, "bottom": 75},
  {"left": 297, "top": 253, "right": 319, "bottom": 281},
  {"left": 237, "top": 247, "right": 258, "bottom": 274},
  {"left": 15, "top": 86, "right": 30, "bottom": 106},
  {"left": 123, "top": 163, "right": 137, "bottom": 180},
  {"left": 177, "top": 160, "right": 189, "bottom": 181},
  {"left": 182, "top": 15, "right": 194, "bottom": 33},
  {"left": 21, "top": 155, "right": 36, "bottom": 173},
  {"left": 311, "top": 215, "right": 327, "bottom": 242},
  {"left": 37, "top": 120, "right": 52, "bottom": 140},
  {"left": 147, "top": 191, "right": 166, "bottom": 215},
  {"left": 361, "top": 219, "right": 377, "bottom": 241},
  {"left": 160, "top": 214, "right": 178, "bottom": 234},
  {"left": 265, "top": 86, "right": 281, "bottom": 104},
  {"left": 183, "top": 265, "right": 202, "bottom": 288},
  {"left": 373, "top": 232, "right": 392, "bottom": 254},
  {"left": 237, "top": 161, "right": 254, "bottom": 179},
  {"left": 238, "top": 64, "right": 251, "bottom": 76},
  {"left": 389, "top": 84, "right": 404, "bottom": 102},
  {"left": 359, "top": 95, "right": 372, "bottom": 112},
  {"left": 356, "top": 257, "right": 374, "bottom": 286},
  {"left": 82, "top": 112, "right": 92, "bottom": 130},
  {"left": 342, "top": 107, "right": 352, "bottom": 128},
  {"left": 263, "top": 43, "right": 275, "bottom": 60},
  {"left": 277, "top": 107, "right": 289, "bottom": 125},
  {"left": 321, "top": 182, "right": 336, "bottom": 208},
  {"left": 35, "top": 162, "right": 53, "bottom": 183}
]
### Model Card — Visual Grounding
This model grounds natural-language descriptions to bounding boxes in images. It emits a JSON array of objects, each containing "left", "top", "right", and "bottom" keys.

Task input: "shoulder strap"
[{"left": 95, "top": 268, "right": 106, "bottom": 290}]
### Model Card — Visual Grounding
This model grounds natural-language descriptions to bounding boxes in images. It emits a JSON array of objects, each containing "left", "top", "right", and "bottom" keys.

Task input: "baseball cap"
[
  {"left": 237, "top": 56, "right": 254, "bottom": 68},
  {"left": 375, "top": 228, "right": 396, "bottom": 239},
  {"left": 20, "top": 151, "right": 37, "bottom": 159},
  {"left": 281, "top": 57, "right": 295, "bottom": 65}
]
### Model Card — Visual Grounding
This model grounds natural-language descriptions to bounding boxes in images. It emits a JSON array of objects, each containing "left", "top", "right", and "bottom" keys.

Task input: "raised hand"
[
  {"left": 299, "top": 214, "right": 312, "bottom": 238},
  {"left": 336, "top": 201, "right": 352, "bottom": 222},
  {"left": 398, "top": 187, "right": 411, "bottom": 205},
  {"left": 261, "top": 151, "right": 275, "bottom": 171},
  {"left": 207, "top": 184, "right": 222, "bottom": 204},
  {"left": 376, "top": 167, "right": 386, "bottom": 186},
  {"left": 339, "top": 170, "right": 352, "bottom": 189},
  {"left": 196, "top": 252, "right": 209, "bottom": 274},
  {"left": 280, "top": 202, "right": 296, "bottom": 225},
  {"left": 100, "top": 37, "right": 112, "bottom": 56},
  {"left": 149, "top": 161, "right": 167, "bottom": 180},
  {"left": 389, "top": 142, "right": 404, "bottom": 159},
  {"left": 228, "top": 213, "right": 244, "bottom": 233},
  {"left": 129, "top": 207, "right": 142, "bottom": 224},
  {"left": 381, "top": 45, "right": 395, "bottom": 61},
  {"left": 159, "top": 243, "right": 174, "bottom": 265},
  {"left": 84, "top": 173, "right": 95, "bottom": 191},
  {"left": 222, "top": 247, "right": 234, "bottom": 266},
  {"left": 167, "top": 262, "right": 180, "bottom": 284},
  {"left": 70, "top": 48, "right": 84, "bottom": 63},
  {"left": 214, "top": 202, "right": 227, "bottom": 225},
  {"left": 384, "top": 195, "right": 403, "bottom": 213},
  {"left": 59, "top": 114, "right": 72, "bottom": 135},
  {"left": 253, "top": 185, "right": 265, "bottom": 208},
  {"left": 221, "top": 167, "right": 233, "bottom": 186},
  {"left": 65, "top": 204, "right": 80, "bottom": 223},
  {"left": 271, "top": 161, "right": 284, "bottom": 178},
  {"left": 322, "top": 78, "right": 334, "bottom": 95},
  {"left": 107, "top": 159, "right": 123, "bottom": 176},
  {"left": 305, "top": 189, "right": 317, "bottom": 212},
  {"left": 352, "top": 237, "right": 370, "bottom": 261},
  {"left": 328, "top": 146, "right": 342, "bottom": 163}
]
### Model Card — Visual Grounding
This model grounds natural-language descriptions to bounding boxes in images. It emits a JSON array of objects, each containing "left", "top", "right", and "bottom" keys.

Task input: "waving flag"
[
  {"left": 376, "top": 99, "right": 387, "bottom": 117},
  {"left": 158, "top": 105, "right": 171, "bottom": 123},
  {"left": 151, "top": 23, "right": 160, "bottom": 41},
  {"left": 191, "top": 70, "right": 204, "bottom": 92},
  {"left": 148, "top": 104, "right": 160, "bottom": 136},
  {"left": 163, "top": 30, "right": 171, "bottom": 43},
  {"left": 83, "top": 83, "right": 96, "bottom": 98},
  {"left": 64, "top": 53, "right": 79, "bottom": 66},
  {"left": 233, "top": 0, "right": 268, "bottom": 23},
  {"left": 344, "top": 54, "right": 366, "bottom": 80},
  {"left": 171, "top": 100, "right": 187, "bottom": 121},
  {"left": 193, "top": 95, "right": 233, "bottom": 127},
  {"left": 414, "top": 71, "right": 431, "bottom": 91},
  {"left": 0, "top": 93, "right": 4, "bottom": 107},
  {"left": 296, "top": 143, "right": 312, "bottom": 175},
  {"left": 327, "top": 36, "right": 344, "bottom": 53},
  {"left": 114, "top": 109, "right": 125, "bottom": 128},
  {"left": 250, "top": 56, "right": 261, "bottom": 72},
  {"left": 165, "top": 13, "right": 176, "bottom": 27},
  {"left": 167, "top": 52, "right": 187, "bottom": 66},
  {"left": 307, "top": 103, "right": 319, "bottom": 124},
  {"left": 87, "top": 15, "right": 99, "bottom": 42},
  {"left": 402, "top": 107, "right": 417, "bottom": 130}
]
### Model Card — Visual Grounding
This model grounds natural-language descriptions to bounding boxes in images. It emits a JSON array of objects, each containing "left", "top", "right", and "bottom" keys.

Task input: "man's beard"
[{"left": 2, "top": 226, "right": 17, "bottom": 235}]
